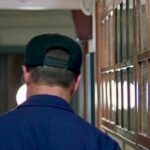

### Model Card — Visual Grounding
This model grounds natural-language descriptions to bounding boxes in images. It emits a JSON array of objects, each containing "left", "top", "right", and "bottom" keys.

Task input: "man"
[{"left": 0, "top": 33, "right": 121, "bottom": 150}]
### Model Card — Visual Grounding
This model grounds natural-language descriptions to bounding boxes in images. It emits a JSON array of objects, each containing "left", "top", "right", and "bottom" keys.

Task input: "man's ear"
[
  {"left": 71, "top": 75, "right": 81, "bottom": 96},
  {"left": 22, "top": 65, "right": 31, "bottom": 85}
]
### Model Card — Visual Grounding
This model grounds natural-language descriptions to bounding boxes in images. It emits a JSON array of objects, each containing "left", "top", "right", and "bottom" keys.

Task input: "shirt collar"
[{"left": 17, "top": 94, "right": 74, "bottom": 113}]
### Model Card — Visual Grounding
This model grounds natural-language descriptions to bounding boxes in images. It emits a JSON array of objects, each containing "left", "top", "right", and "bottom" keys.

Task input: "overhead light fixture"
[
  {"left": 18, "top": 0, "right": 30, "bottom": 2},
  {"left": 80, "top": 0, "right": 93, "bottom": 16}
]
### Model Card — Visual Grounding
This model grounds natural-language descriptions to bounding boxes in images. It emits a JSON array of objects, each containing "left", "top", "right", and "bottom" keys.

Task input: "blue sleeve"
[{"left": 97, "top": 132, "right": 122, "bottom": 150}]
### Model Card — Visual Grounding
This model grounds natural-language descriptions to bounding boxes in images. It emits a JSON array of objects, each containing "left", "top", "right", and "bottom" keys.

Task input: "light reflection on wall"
[
  {"left": 130, "top": 81, "right": 135, "bottom": 110},
  {"left": 111, "top": 80, "right": 116, "bottom": 111},
  {"left": 123, "top": 80, "right": 128, "bottom": 110},
  {"left": 107, "top": 80, "right": 110, "bottom": 108},
  {"left": 118, "top": 81, "right": 122, "bottom": 110},
  {"left": 16, "top": 84, "right": 27, "bottom": 105},
  {"left": 102, "top": 80, "right": 106, "bottom": 117},
  {"left": 111, "top": 80, "right": 135, "bottom": 111}
]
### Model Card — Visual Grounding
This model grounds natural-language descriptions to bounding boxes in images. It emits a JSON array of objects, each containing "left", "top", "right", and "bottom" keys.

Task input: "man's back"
[
  {"left": 0, "top": 95, "right": 120, "bottom": 150},
  {"left": 0, "top": 33, "right": 121, "bottom": 150}
]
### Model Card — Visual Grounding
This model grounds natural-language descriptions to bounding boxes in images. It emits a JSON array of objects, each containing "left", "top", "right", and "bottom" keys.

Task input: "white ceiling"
[
  {"left": 0, "top": 10, "right": 76, "bottom": 47},
  {"left": 0, "top": 0, "right": 81, "bottom": 10},
  {"left": 0, "top": 0, "right": 93, "bottom": 16}
]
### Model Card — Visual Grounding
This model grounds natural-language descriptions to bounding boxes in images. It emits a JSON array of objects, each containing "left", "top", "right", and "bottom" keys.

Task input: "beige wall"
[{"left": 0, "top": 10, "right": 76, "bottom": 47}]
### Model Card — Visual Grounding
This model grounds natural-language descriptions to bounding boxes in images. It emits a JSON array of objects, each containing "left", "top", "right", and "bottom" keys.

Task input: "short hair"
[{"left": 27, "top": 49, "right": 77, "bottom": 88}]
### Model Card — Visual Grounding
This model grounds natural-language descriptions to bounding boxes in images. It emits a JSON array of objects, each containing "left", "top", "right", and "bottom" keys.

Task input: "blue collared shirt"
[{"left": 0, "top": 95, "right": 121, "bottom": 150}]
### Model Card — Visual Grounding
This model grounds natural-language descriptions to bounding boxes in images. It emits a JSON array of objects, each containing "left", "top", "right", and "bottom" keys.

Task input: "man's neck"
[{"left": 27, "top": 84, "right": 71, "bottom": 103}]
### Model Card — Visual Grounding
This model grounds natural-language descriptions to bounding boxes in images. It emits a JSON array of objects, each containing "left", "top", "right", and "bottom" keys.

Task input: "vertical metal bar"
[
  {"left": 127, "top": 68, "right": 130, "bottom": 130},
  {"left": 126, "top": 0, "right": 129, "bottom": 60},
  {"left": 114, "top": 8, "right": 118, "bottom": 125},
  {"left": 120, "top": 3, "right": 123, "bottom": 62},
  {"left": 146, "top": 0, "right": 150, "bottom": 50},
  {"left": 116, "top": 71, "right": 119, "bottom": 125},
  {"left": 147, "top": 59, "right": 150, "bottom": 136},
  {"left": 137, "top": 62, "right": 142, "bottom": 133},
  {"left": 120, "top": 70, "right": 124, "bottom": 127}
]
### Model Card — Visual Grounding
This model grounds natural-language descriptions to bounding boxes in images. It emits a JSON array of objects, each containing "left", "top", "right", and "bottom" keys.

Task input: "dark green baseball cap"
[{"left": 24, "top": 33, "right": 82, "bottom": 75}]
